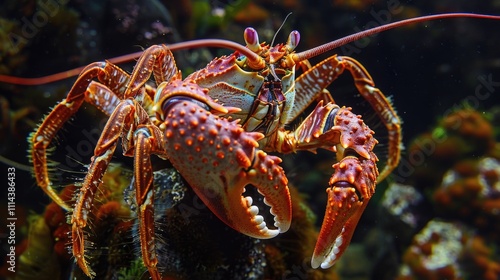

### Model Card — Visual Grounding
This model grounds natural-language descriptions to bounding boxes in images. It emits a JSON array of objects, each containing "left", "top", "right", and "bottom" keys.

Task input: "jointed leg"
[
  {"left": 71, "top": 99, "right": 150, "bottom": 277},
  {"left": 274, "top": 101, "right": 379, "bottom": 269},
  {"left": 339, "top": 56, "right": 401, "bottom": 181},
  {"left": 30, "top": 62, "right": 127, "bottom": 210},
  {"left": 132, "top": 125, "right": 168, "bottom": 280},
  {"left": 69, "top": 45, "right": 179, "bottom": 278},
  {"left": 122, "top": 44, "right": 179, "bottom": 98},
  {"left": 291, "top": 55, "right": 401, "bottom": 181}
]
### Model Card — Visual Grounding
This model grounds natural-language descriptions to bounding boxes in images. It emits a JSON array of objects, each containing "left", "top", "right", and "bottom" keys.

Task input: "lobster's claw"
[
  {"left": 311, "top": 155, "right": 377, "bottom": 269},
  {"left": 162, "top": 89, "right": 292, "bottom": 239}
]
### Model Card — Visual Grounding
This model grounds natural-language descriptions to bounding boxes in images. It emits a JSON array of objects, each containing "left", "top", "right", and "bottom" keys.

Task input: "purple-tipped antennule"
[
  {"left": 244, "top": 27, "right": 261, "bottom": 52},
  {"left": 286, "top": 30, "right": 300, "bottom": 52}
]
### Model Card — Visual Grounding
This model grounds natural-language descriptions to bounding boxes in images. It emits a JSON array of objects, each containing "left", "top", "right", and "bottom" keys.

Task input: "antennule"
[{"left": 271, "top": 12, "right": 294, "bottom": 47}]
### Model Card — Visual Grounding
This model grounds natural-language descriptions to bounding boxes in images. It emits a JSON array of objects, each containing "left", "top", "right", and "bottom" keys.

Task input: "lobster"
[{"left": 1, "top": 11, "right": 499, "bottom": 279}]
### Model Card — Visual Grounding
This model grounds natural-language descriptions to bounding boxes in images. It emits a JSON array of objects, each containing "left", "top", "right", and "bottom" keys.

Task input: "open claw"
[
  {"left": 162, "top": 94, "right": 292, "bottom": 239},
  {"left": 228, "top": 150, "right": 292, "bottom": 238},
  {"left": 312, "top": 155, "right": 378, "bottom": 269},
  {"left": 311, "top": 185, "right": 367, "bottom": 269}
]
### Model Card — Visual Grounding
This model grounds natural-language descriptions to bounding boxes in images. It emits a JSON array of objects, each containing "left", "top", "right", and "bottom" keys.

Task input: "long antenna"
[
  {"left": 290, "top": 13, "right": 500, "bottom": 64},
  {"left": 1, "top": 13, "right": 500, "bottom": 85},
  {"left": 0, "top": 39, "right": 265, "bottom": 85}
]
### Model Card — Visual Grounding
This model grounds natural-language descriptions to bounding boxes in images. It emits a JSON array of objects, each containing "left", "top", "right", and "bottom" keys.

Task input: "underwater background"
[{"left": 1, "top": 0, "right": 500, "bottom": 279}]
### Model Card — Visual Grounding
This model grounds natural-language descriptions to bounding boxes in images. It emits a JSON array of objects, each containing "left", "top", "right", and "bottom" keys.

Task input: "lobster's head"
[{"left": 232, "top": 27, "right": 301, "bottom": 80}]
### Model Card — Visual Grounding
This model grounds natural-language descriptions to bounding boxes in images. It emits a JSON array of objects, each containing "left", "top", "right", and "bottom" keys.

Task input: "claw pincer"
[
  {"left": 158, "top": 79, "right": 292, "bottom": 239},
  {"left": 311, "top": 107, "right": 379, "bottom": 269}
]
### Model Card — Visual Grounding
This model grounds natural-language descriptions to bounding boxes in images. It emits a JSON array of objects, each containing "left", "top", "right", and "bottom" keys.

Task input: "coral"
[
  {"left": 462, "top": 236, "right": 500, "bottom": 280},
  {"left": 13, "top": 215, "right": 61, "bottom": 279},
  {"left": 0, "top": 164, "right": 135, "bottom": 279},
  {"left": 433, "top": 157, "right": 500, "bottom": 238},
  {"left": 380, "top": 182, "right": 430, "bottom": 253},
  {"left": 406, "top": 109, "right": 496, "bottom": 190},
  {"left": 382, "top": 108, "right": 500, "bottom": 280},
  {"left": 382, "top": 182, "right": 425, "bottom": 229},
  {"left": 396, "top": 220, "right": 500, "bottom": 280},
  {"left": 440, "top": 110, "right": 495, "bottom": 151},
  {"left": 396, "top": 220, "right": 467, "bottom": 280}
]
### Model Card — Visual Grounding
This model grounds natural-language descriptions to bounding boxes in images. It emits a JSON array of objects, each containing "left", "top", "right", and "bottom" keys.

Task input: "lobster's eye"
[{"left": 235, "top": 55, "right": 248, "bottom": 68}]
